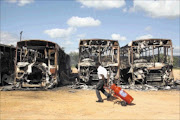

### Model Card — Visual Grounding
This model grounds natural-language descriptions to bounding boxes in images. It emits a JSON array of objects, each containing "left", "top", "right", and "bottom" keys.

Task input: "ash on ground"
[
  {"left": 67, "top": 80, "right": 180, "bottom": 91},
  {"left": 1, "top": 80, "right": 180, "bottom": 91},
  {"left": 67, "top": 80, "right": 96, "bottom": 90}
]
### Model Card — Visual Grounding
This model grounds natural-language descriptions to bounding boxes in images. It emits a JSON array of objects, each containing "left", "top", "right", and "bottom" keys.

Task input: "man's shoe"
[{"left": 96, "top": 100, "right": 103, "bottom": 103}]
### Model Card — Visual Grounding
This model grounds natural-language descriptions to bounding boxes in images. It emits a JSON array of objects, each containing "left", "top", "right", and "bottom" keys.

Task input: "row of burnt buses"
[{"left": 0, "top": 38, "right": 174, "bottom": 88}]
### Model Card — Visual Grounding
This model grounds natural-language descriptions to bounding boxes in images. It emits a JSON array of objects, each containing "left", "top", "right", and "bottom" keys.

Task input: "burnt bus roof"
[
  {"left": 17, "top": 39, "right": 61, "bottom": 50},
  {"left": 0, "top": 43, "right": 15, "bottom": 49},
  {"left": 79, "top": 39, "right": 119, "bottom": 46},
  {"left": 121, "top": 38, "right": 172, "bottom": 48}
]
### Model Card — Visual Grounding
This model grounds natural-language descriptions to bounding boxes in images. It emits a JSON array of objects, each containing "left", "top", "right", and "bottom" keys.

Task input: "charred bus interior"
[
  {"left": 120, "top": 39, "right": 174, "bottom": 85},
  {"left": 78, "top": 39, "right": 120, "bottom": 84},
  {"left": 0, "top": 44, "right": 16, "bottom": 85},
  {"left": 15, "top": 40, "right": 71, "bottom": 89}
]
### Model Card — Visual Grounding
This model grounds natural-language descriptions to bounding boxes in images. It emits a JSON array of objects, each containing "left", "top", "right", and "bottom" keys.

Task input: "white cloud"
[
  {"left": 145, "top": 26, "right": 152, "bottom": 31},
  {"left": 131, "top": 0, "right": 180, "bottom": 18},
  {"left": 64, "top": 41, "right": 73, "bottom": 45},
  {"left": 0, "top": 31, "right": 19, "bottom": 46},
  {"left": 77, "top": 34, "right": 86, "bottom": 41},
  {"left": 66, "top": 48, "right": 79, "bottom": 54},
  {"left": 73, "top": 49, "right": 79, "bottom": 53},
  {"left": 67, "top": 16, "right": 101, "bottom": 28},
  {"left": 44, "top": 27, "right": 76, "bottom": 39},
  {"left": 77, "top": 34, "right": 86, "bottom": 38},
  {"left": 6, "top": 0, "right": 16, "bottom": 3},
  {"left": 18, "top": 0, "right": 34, "bottom": 6},
  {"left": 77, "top": 0, "right": 125, "bottom": 10},
  {"left": 136, "top": 34, "right": 153, "bottom": 40},
  {"left": 122, "top": 8, "right": 127, "bottom": 13},
  {"left": 111, "top": 34, "right": 126, "bottom": 41},
  {"left": 173, "top": 46, "right": 180, "bottom": 56},
  {"left": 6, "top": 0, "right": 34, "bottom": 6}
]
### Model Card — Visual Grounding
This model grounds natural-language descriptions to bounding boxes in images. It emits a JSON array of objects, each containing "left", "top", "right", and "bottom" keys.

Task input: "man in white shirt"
[{"left": 96, "top": 62, "right": 111, "bottom": 103}]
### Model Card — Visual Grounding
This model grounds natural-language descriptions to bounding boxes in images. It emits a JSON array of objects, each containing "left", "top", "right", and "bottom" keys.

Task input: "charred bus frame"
[
  {"left": 0, "top": 44, "right": 16, "bottom": 85},
  {"left": 14, "top": 40, "right": 71, "bottom": 89},
  {"left": 120, "top": 39, "right": 174, "bottom": 85},
  {"left": 78, "top": 39, "right": 120, "bottom": 84}
]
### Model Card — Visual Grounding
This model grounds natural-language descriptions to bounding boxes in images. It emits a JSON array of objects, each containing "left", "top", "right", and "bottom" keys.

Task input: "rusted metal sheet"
[
  {"left": 120, "top": 39, "right": 174, "bottom": 85},
  {"left": 78, "top": 39, "right": 120, "bottom": 84},
  {"left": 0, "top": 44, "right": 16, "bottom": 85},
  {"left": 14, "top": 40, "right": 71, "bottom": 89}
]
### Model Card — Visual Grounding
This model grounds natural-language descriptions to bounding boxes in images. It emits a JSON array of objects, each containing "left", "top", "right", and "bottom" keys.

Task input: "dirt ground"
[
  {"left": 0, "top": 69, "right": 179, "bottom": 120},
  {"left": 173, "top": 69, "right": 180, "bottom": 80},
  {"left": 71, "top": 67, "right": 78, "bottom": 73},
  {"left": 0, "top": 87, "right": 179, "bottom": 120}
]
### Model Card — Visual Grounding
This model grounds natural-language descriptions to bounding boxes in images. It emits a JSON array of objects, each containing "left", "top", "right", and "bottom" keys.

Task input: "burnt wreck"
[
  {"left": 120, "top": 39, "right": 174, "bottom": 85},
  {"left": 14, "top": 40, "right": 71, "bottom": 89},
  {"left": 0, "top": 44, "right": 16, "bottom": 85},
  {"left": 78, "top": 39, "right": 120, "bottom": 84}
]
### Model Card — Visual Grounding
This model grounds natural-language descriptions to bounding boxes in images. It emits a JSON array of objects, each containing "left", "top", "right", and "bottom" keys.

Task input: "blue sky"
[{"left": 0, "top": 0, "right": 179, "bottom": 55}]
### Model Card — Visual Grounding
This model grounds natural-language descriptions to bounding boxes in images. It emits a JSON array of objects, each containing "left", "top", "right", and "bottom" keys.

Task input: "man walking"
[{"left": 95, "top": 62, "right": 111, "bottom": 103}]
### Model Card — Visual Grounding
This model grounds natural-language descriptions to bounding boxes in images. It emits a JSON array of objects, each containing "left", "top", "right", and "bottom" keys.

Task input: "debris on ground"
[
  {"left": 120, "top": 82, "right": 180, "bottom": 91},
  {"left": 66, "top": 78, "right": 180, "bottom": 91},
  {"left": 174, "top": 80, "right": 180, "bottom": 85},
  {"left": 68, "top": 90, "right": 76, "bottom": 93},
  {"left": 68, "top": 82, "right": 96, "bottom": 90},
  {"left": 1, "top": 78, "right": 180, "bottom": 91},
  {"left": 164, "top": 86, "right": 171, "bottom": 90},
  {"left": 67, "top": 78, "right": 96, "bottom": 90},
  {"left": 120, "top": 84, "right": 158, "bottom": 91}
]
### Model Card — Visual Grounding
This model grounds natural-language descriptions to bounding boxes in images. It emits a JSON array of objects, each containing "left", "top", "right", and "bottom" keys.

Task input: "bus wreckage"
[
  {"left": 0, "top": 44, "right": 16, "bottom": 85},
  {"left": 78, "top": 39, "right": 120, "bottom": 84},
  {"left": 14, "top": 40, "right": 71, "bottom": 89},
  {"left": 120, "top": 39, "right": 174, "bottom": 85}
]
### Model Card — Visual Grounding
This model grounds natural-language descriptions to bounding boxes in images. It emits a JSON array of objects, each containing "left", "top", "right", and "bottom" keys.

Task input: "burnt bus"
[
  {"left": 0, "top": 44, "right": 16, "bottom": 85},
  {"left": 14, "top": 40, "right": 71, "bottom": 89},
  {"left": 78, "top": 39, "right": 120, "bottom": 84},
  {"left": 120, "top": 39, "right": 174, "bottom": 85}
]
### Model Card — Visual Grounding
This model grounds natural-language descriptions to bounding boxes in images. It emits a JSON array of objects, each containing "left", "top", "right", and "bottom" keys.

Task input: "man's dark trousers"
[{"left": 96, "top": 79, "right": 109, "bottom": 101}]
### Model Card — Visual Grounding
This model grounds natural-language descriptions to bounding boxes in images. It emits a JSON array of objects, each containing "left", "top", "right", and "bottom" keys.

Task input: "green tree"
[
  {"left": 69, "top": 52, "right": 79, "bottom": 67},
  {"left": 173, "top": 56, "right": 180, "bottom": 68}
]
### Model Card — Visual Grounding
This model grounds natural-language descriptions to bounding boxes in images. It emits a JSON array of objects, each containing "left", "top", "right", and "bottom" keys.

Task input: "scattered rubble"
[
  {"left": 120, "top": 84, "right": 158, "bottom": 91},
  {"left": 65, "top": 79, "right": 180, "bottom": 91},
  {"left": 174, "top": 80, "right": 180, "bottom": 85},
  {"left": 68, "top": 78, "right": 96, "bottom": 90},
  {"left": 0, "top": 85, "right": 47, "bottom": 91},
  {"left": 164, "top": 86, "right": 171, "bottom": 90},
  {"left": 68, "top": 90, "right": 76, "bottom": 93},
  {"left": 1, "top": 79, "right": 180, "bottom": 91},
  {"left": 120, "top": 81, "right": 180, "bottom": 91}
]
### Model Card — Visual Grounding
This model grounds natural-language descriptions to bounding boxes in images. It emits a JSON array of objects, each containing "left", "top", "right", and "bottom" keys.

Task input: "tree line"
[{"left": 69, "top": 52, "right": 180, "bottom": 68}]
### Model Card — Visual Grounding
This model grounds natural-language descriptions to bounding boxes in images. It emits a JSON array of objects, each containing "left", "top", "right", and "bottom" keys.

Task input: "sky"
[{"left": 0, "top": 0, "right": 179, "bottom": 55}]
